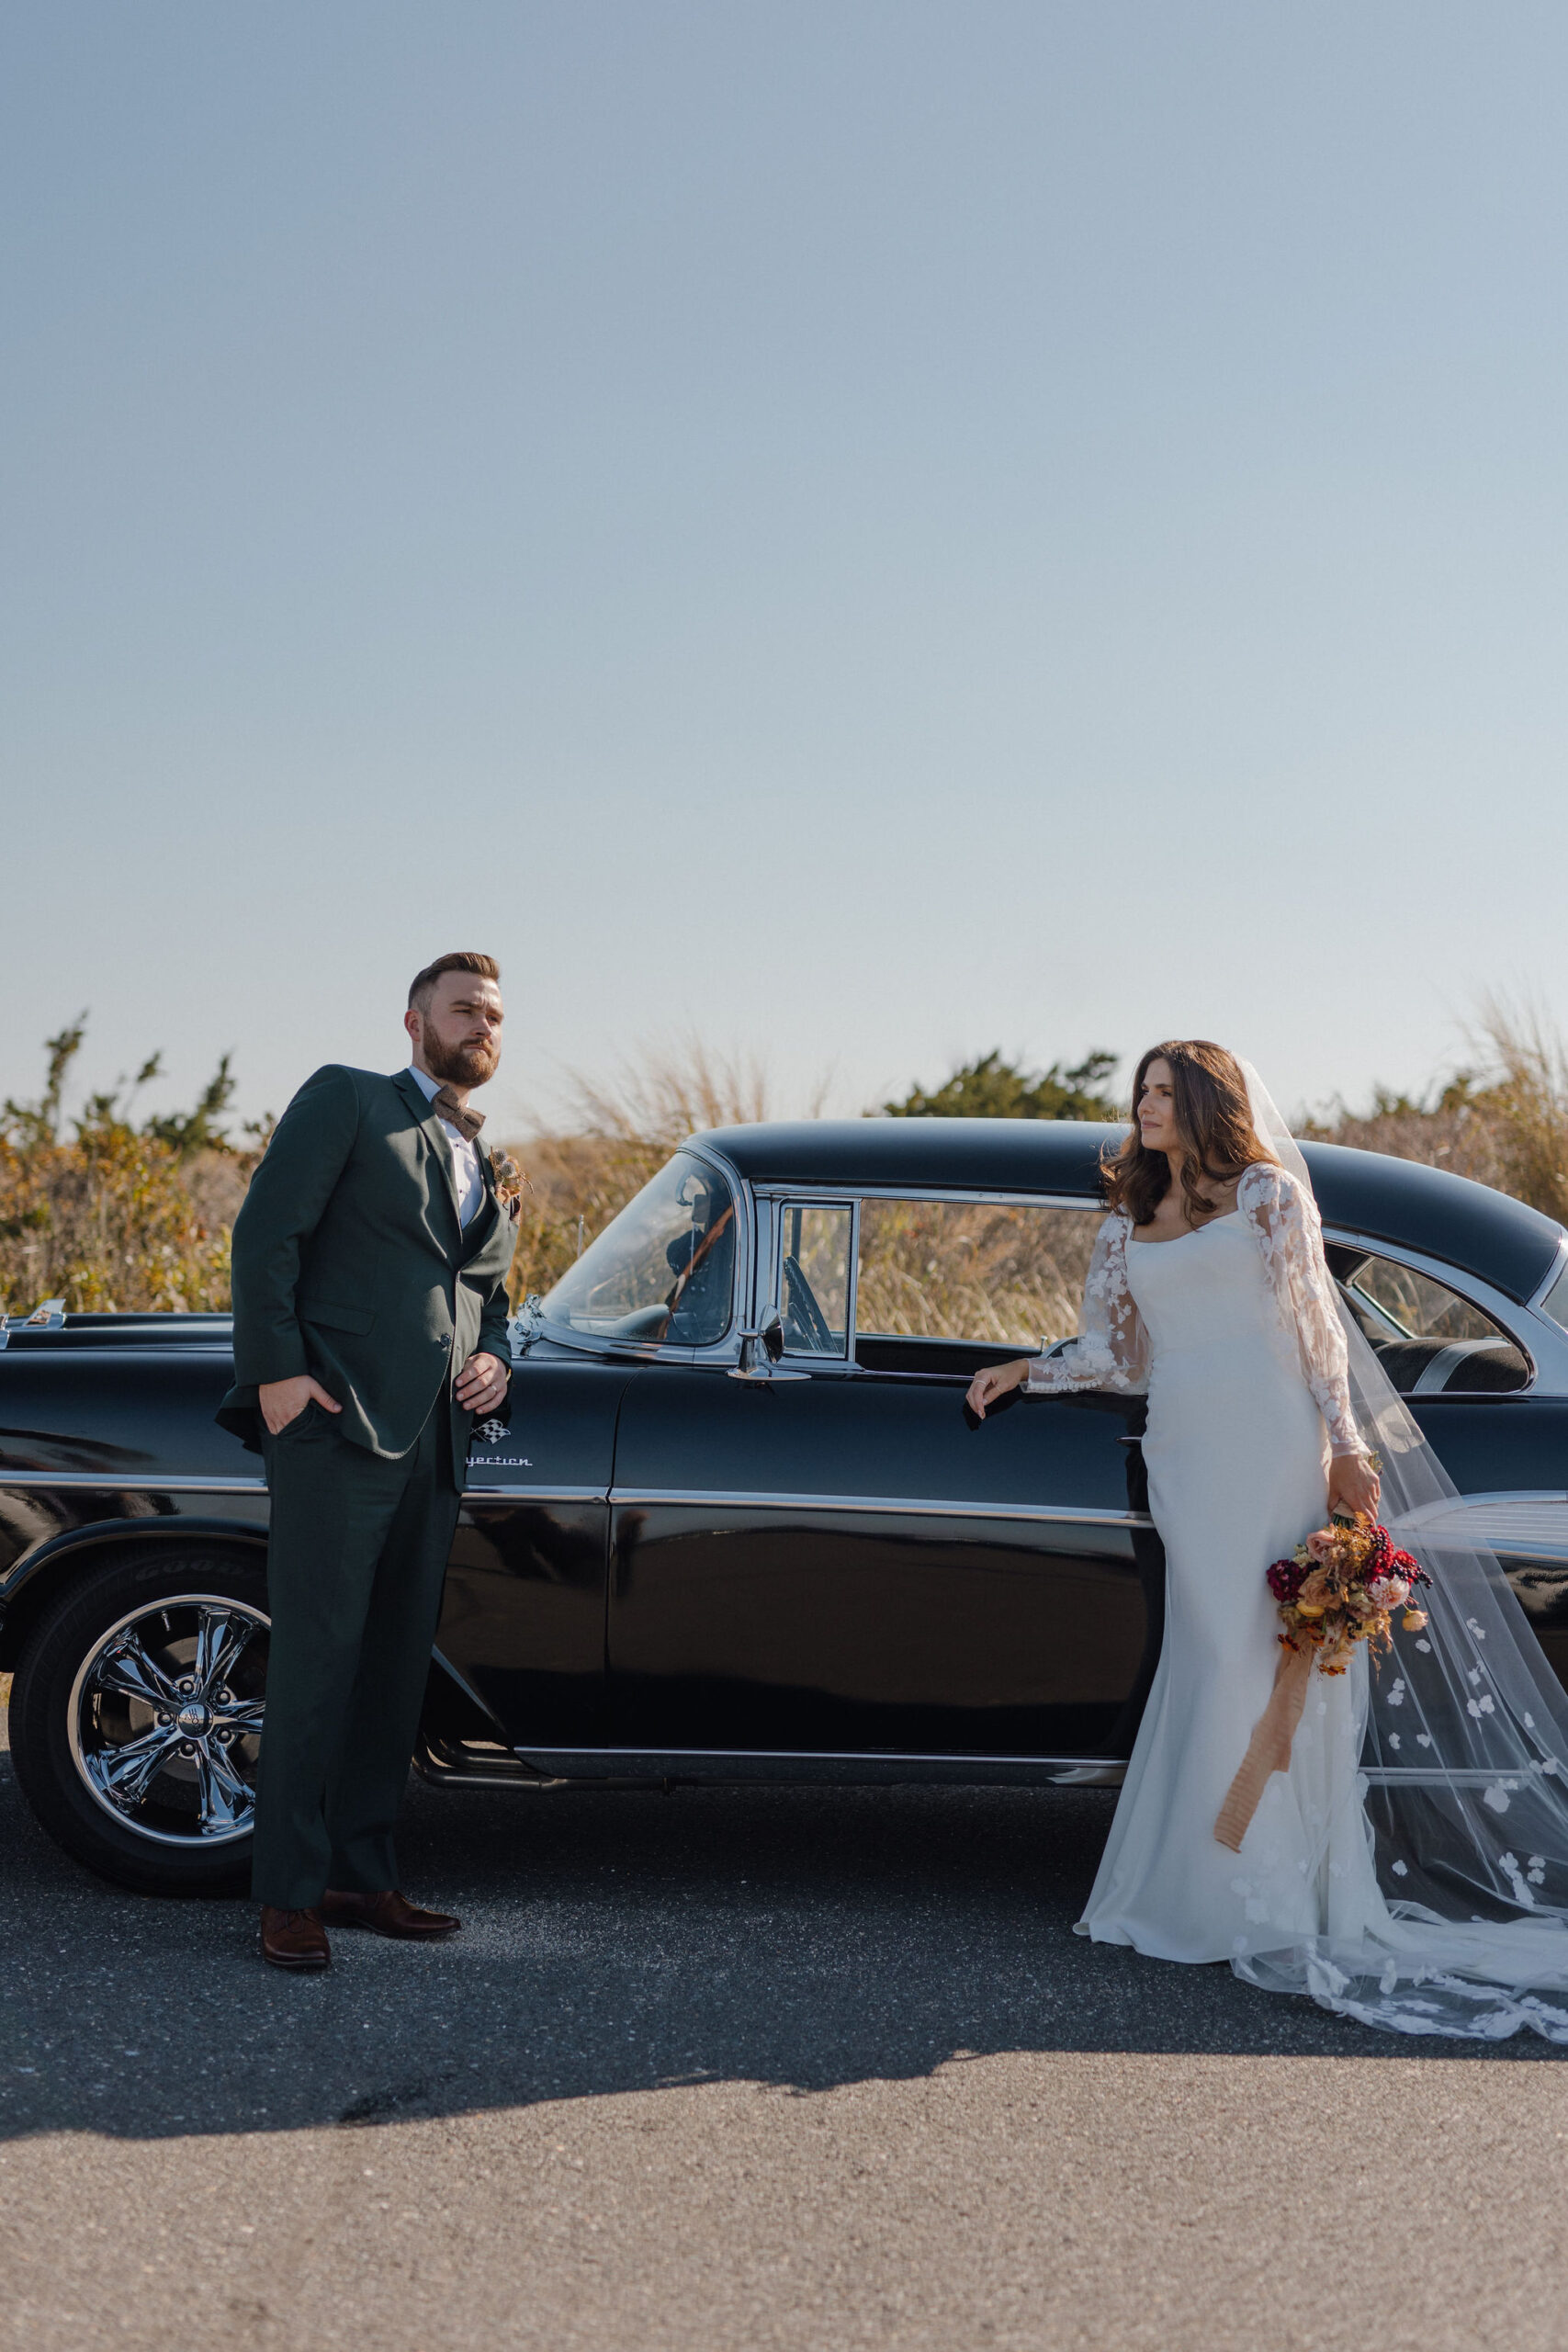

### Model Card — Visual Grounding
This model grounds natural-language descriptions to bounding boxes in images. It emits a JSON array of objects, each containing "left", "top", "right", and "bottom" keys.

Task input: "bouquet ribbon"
[{"left": 1213, "top": 1645, "right": 1314, "bottom": 1853}]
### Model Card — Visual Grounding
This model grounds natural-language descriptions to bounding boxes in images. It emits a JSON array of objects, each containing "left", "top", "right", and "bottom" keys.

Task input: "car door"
[
  {"left": 607, "top": 1190, "right": 1157, "bottom": 1758},
  {"left": 436, "top": 1355, "right": 631, "bottom": 1746}
]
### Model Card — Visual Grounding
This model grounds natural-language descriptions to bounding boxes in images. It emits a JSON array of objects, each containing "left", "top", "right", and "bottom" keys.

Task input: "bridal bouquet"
[
  {"left": 1216, "top": 1517, "right": 1434, "bottom": 1849},
  {"left": 1266, "top": 1519, "right": 1430, "bottom": 1675}
]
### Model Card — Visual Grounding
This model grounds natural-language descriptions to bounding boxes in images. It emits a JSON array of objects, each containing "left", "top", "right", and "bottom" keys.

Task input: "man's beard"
[{"left": 423, "top": 1033, "right": 500, "bottom": 1088}]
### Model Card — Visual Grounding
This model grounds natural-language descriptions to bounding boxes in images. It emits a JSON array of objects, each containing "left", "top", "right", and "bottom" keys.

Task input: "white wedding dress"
[{"left": 1022, "top": 1157, "right": 1568, "bottom": 2041}]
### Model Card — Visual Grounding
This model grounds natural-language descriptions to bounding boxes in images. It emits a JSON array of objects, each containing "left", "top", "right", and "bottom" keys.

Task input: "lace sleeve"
[
  {"left": 1237, "top": 1163, "right": 1365, "bottom": 1456},
  {"left": 1021, "top": 1211, "right": 1148, "bottom": 1396}
]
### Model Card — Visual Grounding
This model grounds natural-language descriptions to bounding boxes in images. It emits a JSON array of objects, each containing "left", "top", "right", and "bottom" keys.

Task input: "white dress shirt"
[{"left": 407, "top": 1064, "right": 484, "bottom": 1229}]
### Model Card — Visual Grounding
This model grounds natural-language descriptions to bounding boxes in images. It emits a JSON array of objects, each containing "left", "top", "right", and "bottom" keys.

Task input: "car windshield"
[{"left": 541, "top": 1152, "right": 737, "bottom": 1347}]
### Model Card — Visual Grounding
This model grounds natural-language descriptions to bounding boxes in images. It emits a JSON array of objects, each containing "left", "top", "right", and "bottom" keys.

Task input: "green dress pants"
[{"left": 252, "top": 1398, "right": 460, "bottom": 1909}]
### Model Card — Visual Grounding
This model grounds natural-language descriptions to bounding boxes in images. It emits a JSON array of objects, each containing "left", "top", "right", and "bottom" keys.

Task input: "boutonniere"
[{"left": 490, "top": 1148, "right": 527, "bottom": 1223}]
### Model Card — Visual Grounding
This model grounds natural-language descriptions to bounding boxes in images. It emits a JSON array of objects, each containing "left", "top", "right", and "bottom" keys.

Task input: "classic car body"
[{"left": 6, "top": 1117, "right": 1568, "bottom": 1895}]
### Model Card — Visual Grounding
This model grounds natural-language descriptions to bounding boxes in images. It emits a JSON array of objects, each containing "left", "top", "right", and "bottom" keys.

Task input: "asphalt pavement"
[{"left": 3, "top": 1702, "right": 1566, "bottom": 2351}]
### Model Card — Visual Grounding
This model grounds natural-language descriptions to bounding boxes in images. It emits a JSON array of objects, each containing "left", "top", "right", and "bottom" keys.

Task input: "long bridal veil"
[{"left": 1234, "top": 1061, "right": 1568, "bottom": 2039}]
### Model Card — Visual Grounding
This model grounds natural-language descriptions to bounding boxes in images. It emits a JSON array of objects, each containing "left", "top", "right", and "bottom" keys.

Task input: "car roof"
[{"left": 692, "top": 1118, "right": 1565, "bottom": 1305}]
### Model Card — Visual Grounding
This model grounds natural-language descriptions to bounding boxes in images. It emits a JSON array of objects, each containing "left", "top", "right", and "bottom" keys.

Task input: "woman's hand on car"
[{"left": 965, "top": 1359, "right": 1029, "bottom": 1419}]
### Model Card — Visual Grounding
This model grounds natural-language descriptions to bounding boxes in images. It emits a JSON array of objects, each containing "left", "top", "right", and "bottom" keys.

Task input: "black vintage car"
[{"left": 6, "top": 1118, "right": 1568, "bottom": 1897}]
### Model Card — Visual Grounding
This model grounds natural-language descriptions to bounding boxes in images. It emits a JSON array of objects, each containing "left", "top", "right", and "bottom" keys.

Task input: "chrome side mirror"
[
  {"left": 508, "top": 1295, "right": 545, "bottom": 1363},
  {"left": 729, "top": 1309, "right": 807, "bottom": 1383}
]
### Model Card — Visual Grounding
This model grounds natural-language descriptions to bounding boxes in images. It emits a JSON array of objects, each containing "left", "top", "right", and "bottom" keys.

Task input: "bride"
[{"left": 966, "top": 1039, "right": 1568, "bottom": 2041}]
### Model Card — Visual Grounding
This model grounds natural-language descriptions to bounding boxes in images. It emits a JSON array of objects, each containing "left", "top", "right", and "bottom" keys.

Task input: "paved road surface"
[{"left": 3, "top": 1707, "right": 1564, "bottom": 2351}]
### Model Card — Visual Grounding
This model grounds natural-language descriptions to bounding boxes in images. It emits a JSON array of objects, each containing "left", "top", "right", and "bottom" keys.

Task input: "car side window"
[
  {"left": 775, "top": 1203, "right": 853, "bottom": 1356},
  {"left": 1327, "top": 1248, "right": 1531, "bottom": 1395},
  {"left": 854, "top": 1197, "right": 1105, "bottom": 1373}
]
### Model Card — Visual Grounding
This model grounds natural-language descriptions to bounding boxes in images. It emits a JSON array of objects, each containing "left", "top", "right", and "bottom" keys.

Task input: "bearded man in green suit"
[{"left": 218, "top": 952, "right": 519, "bottom": 1971}]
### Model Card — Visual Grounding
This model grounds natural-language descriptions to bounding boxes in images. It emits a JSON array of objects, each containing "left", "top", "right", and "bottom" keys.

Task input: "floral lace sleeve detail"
[
  {"left": 1237, "top": 1162, "right": 1365, "bottom": 1456},
  {"left": 1021, "top": 1211, "right": 1148, "bottom": 1396}
]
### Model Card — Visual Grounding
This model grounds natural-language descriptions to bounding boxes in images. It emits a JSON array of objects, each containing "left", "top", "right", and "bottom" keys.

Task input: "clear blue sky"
[{"left": 5, "top": 3, "right": 1565, "bottom": 1136}]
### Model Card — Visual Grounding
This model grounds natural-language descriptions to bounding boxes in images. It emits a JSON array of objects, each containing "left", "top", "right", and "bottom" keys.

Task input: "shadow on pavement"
[{"left": 4, "top": 1754, "right": 1563, "bottom": 2145}]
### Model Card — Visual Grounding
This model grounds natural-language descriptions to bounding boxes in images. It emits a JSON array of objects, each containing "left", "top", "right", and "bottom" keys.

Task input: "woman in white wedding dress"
[{"left": 967, "top": 1040, "right": 1568, "bottom": 2041}]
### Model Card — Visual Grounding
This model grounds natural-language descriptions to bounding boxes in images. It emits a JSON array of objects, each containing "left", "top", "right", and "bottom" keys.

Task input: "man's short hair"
[{"left": 408, "top": 952, "right": 502, "bottom": 1013}]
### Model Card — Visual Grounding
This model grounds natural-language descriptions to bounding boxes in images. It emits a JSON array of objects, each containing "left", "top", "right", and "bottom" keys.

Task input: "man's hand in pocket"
[{"left": 258, "top": 1375, "right": 343, "bottom": 1435}]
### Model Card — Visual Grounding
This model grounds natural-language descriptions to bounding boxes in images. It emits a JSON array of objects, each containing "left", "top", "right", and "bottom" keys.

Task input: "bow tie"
[{"left": 432, "top": 1084, "right": 485, "bottom": 1143}]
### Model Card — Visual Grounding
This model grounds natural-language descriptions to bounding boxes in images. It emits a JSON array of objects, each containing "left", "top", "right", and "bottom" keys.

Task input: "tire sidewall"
[{"left": 10, "top": 1544, "right": 268, "bottom": 1897}]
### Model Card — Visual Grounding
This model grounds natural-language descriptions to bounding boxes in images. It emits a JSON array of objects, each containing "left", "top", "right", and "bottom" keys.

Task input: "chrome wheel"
[{"left": 66, "top": 1592, "right": 269, "bottom": 1848}]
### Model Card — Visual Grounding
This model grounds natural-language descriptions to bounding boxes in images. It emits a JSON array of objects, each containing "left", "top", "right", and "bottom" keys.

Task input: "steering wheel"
[{"left": 782, "top": 1254, "right": 837, "bottom": 1354}]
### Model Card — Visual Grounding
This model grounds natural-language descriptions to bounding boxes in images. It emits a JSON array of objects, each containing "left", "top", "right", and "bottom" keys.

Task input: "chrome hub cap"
[{"left": 68, "top": 1594, "right": 270, "bottom": 1847}]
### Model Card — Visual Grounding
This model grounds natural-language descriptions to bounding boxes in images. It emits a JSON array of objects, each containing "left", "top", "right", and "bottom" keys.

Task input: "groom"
[{"left": 219, "top": 952, "right": 518, "bottom": 1970}]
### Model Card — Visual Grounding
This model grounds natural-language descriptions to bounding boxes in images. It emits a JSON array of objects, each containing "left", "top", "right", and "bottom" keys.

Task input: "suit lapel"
[
  {"left": 391, "top": 1068, "right": 464, "bottom": 1254},
  {"left": 459, "top": 1144, "right": 502, "bottom": 1264}
]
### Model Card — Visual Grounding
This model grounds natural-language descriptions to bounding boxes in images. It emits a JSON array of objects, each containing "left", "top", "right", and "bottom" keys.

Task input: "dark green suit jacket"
[{"left": 217, "top": 1065, "right": 518, "bottom": 1464}]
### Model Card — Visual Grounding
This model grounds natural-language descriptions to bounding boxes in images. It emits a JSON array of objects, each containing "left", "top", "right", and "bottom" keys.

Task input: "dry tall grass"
[
  {"left": 0, "top": 1023, "right": 259, "bottom": 1314},
  {"left": 0, "top": 1131, "right": 250, "bottom": 1313},
  {"left": 8, "top": 1003, "right": 1568, "bottom": 1323},
  {"left": 502, "top": 1039, "right": 820, "bottom": 1306},
  {"left": 1304, "top": 997, "right": 1568, "bottom": 1225}
]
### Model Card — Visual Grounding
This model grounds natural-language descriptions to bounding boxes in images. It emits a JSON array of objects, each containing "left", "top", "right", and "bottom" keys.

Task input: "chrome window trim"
[
  {"left": 764, "top": 1193, "right": 860, "bottom": 1365},
  {"left": 1527, "top": 1232, "right": 1568, "bottom": 1322},
  {"left": 750, "top": 1184, "right": 1111, "bottom": 1213},
  {"left": 754, "top": 1183, "right": 1108, "bottom": 1369},
  {"left": 610, "top": 1485, "right": 1150, "bottom": 1527}
]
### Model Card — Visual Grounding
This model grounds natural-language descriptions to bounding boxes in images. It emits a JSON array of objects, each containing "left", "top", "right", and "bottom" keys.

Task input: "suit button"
[{"left": 436, "top": 1334, "right": 451, "bottom": 1348}]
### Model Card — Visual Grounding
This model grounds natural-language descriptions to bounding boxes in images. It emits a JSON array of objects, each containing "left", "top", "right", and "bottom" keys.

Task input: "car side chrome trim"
[
  {"left": 0, "top": 1473, "right": 1148, "bottom": 1526},
  {"left": 0, "top": 1470, "right": 269, "bottom": 1492},
  {"left": 0, "top": 1470, "right": 615, "bottom": 1505},
  {"left": 512, "top": 1744, "right": 1129, "bottom": 1785},
  {"left": 462, "top": 1484, "right": 609, "bottom": 1504},
  {"left": 610, "top": 1486, "right": 1152, "bottom": 1527}
]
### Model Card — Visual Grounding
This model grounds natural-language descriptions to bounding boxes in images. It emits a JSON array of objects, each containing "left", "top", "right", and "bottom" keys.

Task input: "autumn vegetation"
[{"left": 4, "top": 1007, "right": 1568, "bottom": 1318}]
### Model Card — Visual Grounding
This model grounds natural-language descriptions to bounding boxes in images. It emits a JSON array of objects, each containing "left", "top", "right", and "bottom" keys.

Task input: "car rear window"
[
  {"left": 1330, "top": 1249, "right": 1530, "bottom": 1395},
  {"left": 854, "top": 1198, "right": 1104, "bottom": 1351}
]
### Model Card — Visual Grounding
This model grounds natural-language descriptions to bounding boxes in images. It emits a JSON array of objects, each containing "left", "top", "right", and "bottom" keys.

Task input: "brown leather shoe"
[
  {"left": 260, "top": 1905, "right": 331, "bottom": 1971},
  {"left": 322, "top": 1888, "right": 461, "bottom": 1940}
]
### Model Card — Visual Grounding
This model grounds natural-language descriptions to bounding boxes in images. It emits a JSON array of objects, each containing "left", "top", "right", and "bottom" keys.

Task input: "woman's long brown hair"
[{"left": 1102, "top": 1040, "right": 1279, "bottom": 1228}]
